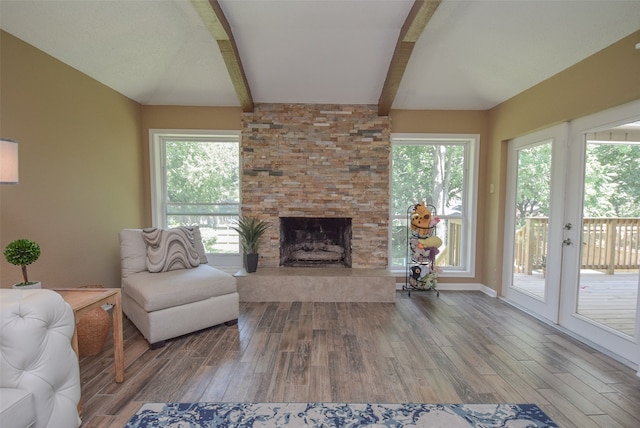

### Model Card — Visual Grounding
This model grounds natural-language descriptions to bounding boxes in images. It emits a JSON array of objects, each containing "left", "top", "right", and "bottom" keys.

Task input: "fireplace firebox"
[{"left": 280, "top": 217, "right": 352, "bottom": 267}]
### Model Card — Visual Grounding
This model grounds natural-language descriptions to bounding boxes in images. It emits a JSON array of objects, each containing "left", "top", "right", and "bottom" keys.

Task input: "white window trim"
[
  {"left": 389, "top": 133, "right": 480, "bottom": 278},
  {"left": 149, "top": 129, "right": 242, "bottom": 273},
  {"left": 149, "top": 128, "right": 240, "bottom": 226}
]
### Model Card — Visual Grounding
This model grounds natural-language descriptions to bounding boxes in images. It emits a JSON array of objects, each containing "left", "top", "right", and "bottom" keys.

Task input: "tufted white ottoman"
[{"left": 0, "top": 289, "right": 81, "bottom": 428}]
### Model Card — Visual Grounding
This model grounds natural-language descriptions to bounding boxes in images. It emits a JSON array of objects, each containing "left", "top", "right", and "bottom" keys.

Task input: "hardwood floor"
[{"left": 79, "top": 291, "right": 640, "bottom": 427}]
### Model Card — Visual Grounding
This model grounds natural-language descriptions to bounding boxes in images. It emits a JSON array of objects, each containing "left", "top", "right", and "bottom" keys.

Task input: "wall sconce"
[{"left": 0, "top": 138, "right": 19, "bottom": 184}]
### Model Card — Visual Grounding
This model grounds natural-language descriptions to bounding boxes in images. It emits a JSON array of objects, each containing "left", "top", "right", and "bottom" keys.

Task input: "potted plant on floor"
[
  {"left": 3, "top": 238, "right": 42, "bottom": 289},
  {"left": 232, "top": 216, "right": 270, "bottom": 273}
]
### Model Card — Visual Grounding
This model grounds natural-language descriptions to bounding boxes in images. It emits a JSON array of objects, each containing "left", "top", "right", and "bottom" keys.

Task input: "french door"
[
  {"left": 503, "top": 100, "right": 640, "bottom": 369},
  {"left": 559, "top": 102, "right": 640, "bottom": 367},
  {"left": 502, "top": 124, "right": 567, "bottom": 323}
]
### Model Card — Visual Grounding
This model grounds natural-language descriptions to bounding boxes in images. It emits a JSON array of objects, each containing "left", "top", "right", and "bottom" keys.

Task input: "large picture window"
[
  {"left": 150, "top": 130, "right": 241, "bottom": 262},
  {"left": 390, "top": 134, "right": 479, "bottom": 276}
]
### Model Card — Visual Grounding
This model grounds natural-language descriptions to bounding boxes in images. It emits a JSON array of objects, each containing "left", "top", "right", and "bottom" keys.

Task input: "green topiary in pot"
[{"left": 3, "top": 238, "right": 41, "bottom": 287}]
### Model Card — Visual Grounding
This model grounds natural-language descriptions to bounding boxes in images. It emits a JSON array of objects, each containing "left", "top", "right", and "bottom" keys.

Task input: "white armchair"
[
  {"left": 119, "top": 227, "right": 239, "bottom": 347},
  {"left": 0, "top": 289, "right": 81, "bottom": 428}
]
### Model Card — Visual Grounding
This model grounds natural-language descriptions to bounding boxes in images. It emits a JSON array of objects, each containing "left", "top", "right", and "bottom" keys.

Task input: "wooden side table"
[{"left": 54, "top": 288, "right": 125, "bottom": 383}]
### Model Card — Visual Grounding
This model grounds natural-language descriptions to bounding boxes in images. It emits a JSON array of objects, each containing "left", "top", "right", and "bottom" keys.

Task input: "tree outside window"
[
  {"left": 390, "top": 136, "right": 477, "bottom": 274},
  {"left": 156, "top": 136, "right": 240, "bottom": 254}
]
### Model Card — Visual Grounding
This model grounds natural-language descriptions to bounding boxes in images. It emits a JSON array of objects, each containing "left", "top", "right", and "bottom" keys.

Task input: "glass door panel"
[
  {"left": 511, "top": 142, "right": 552, "bottom": 299},
  {"left": 575, "top": 139, "right": 640, "bottom": 337},
  {"left": 559, "top": 100, "right": 640, "bottom": 367},
  {"left": 503, "top": 124, "right": 567, "bottom": 323},
  {"left": 505, "top": 102, "right": 640, "bottom": 369}
]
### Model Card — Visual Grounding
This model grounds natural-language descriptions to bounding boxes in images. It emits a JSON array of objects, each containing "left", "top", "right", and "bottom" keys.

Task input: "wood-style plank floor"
[{"left": 78, "top": 291, "right": 640, "bottom": 427}]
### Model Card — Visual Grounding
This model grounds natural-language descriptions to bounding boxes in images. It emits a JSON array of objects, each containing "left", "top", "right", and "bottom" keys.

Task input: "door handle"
[
  {"left": 563, "top": 238, "right": 572, "bottom": 246},
  {"left": 564, "top": 223, "right": 572, "bottom": 230}
]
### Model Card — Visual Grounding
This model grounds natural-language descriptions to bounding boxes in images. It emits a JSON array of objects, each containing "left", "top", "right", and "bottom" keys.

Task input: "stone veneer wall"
[{"left": 241, "top": 103, "right": 390, "bottom": 269}]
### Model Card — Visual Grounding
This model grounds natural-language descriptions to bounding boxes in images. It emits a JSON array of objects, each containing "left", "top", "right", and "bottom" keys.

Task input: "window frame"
[
  {"left": 149, "top": 129, "right": 241, "bottom": 271},
  {"left": 389, "top": 133, "right": 479, "bottom": 277}
]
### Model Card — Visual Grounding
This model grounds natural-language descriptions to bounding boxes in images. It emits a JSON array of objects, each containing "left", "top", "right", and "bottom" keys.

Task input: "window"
[
  {"left": 390, "top": 134, "right": 479, "bottom": 276},
  {"left": 150, "top": 130, "right": 241, "bottom": 264}
]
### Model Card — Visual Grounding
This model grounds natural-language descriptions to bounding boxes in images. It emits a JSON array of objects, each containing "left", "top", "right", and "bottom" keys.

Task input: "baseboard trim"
[{"left": 395, "top": 282, "right": 497, "bottom": 297}]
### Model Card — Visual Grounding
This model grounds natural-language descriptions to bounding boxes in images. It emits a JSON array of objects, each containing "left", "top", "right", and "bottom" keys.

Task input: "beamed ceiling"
[{"left": 1, "top": 0, "right": 639, "bottom": 115}]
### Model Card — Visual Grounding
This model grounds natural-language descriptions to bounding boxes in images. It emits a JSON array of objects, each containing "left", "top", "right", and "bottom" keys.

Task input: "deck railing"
[
  {"left": 515, "top": 217, "right": 640, "bottom": 274},
  {"left": 435, "top": 218, "right": 462, "bottom": 267}
]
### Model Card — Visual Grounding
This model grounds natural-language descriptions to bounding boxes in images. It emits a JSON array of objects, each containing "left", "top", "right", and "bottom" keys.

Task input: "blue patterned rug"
[{"left": 125, "top": 402, "right": 558, "bottom": 427}]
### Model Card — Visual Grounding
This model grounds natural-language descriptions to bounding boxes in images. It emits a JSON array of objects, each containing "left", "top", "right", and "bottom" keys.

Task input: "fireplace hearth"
[{"left": 280, "top": 217, "right": 352, "bottom": 267}]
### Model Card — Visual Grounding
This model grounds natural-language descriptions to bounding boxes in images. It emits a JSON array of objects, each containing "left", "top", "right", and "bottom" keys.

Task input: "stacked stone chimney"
[{"left": 240, "top": 103, "right": 391, "bottom": 269}]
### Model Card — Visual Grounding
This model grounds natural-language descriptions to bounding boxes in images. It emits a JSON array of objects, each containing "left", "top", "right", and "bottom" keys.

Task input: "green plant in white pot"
[
  {"left": 232, "top": 216, "right": 270, "bottom": 273},
  {"left": 3, "top": 238, "right": 42, "bottom": 289}
]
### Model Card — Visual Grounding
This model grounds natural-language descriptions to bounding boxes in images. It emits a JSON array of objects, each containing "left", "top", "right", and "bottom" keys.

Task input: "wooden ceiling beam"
[
  {"left": 378, "top": 0, "right": 441, "bottom": 116},
  {"left": 191, "top": 0, "right": 254, "bottom": 112}
]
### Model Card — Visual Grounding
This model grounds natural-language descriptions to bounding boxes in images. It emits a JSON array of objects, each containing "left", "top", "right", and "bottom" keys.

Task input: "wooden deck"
[{"left": 513, "top": 271, "right": 638, "bottom": 336}]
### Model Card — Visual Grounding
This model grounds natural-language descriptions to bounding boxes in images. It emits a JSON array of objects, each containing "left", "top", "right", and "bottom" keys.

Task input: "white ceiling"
[{"left": 1, "top": 0, "right": 639, "bottom": 110}]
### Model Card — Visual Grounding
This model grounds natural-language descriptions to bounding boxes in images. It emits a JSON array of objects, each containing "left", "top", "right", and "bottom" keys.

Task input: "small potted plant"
[
  {"left": 3, "top": 238, "right": 42, "bottom": 289},
  {"left": 232, "top": 216, "right": 270, "bottom": 273}
]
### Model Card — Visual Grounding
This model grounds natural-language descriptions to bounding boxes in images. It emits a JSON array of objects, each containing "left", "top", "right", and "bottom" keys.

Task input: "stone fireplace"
[
  {"left": 240, "top": 103, "right": 390, "bottom": 269},
  {"left": 280, "top": 217, "right": 352, "bottom": 268}
]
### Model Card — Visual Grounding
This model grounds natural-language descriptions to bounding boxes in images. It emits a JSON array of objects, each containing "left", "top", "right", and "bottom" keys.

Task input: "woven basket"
[{"left": 77, "top": 285, "right": 111, "bottom": 357}]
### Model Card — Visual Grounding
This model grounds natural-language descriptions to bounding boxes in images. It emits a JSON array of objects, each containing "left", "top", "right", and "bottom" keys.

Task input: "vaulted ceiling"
[{"left": 1, "top": 0, "right": 639, "bottom": 115}]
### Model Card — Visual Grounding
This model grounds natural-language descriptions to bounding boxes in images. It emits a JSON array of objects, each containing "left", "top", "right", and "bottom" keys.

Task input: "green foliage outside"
[
  {"left": 391, "top": 144, "right": 465, "bottom": 267},
  {"left": 166, "top": 140, "right": 239, "bottom": 207},
  {"left": 583, "top": 143, "right": 640, "bottom": 217},
  {"left": 391, "top": 144, "right": 464, "bottom": 216},
  {"left": 514, "top": 143, "right": 552, "bottom": 228},
  {"left": 514, "top": 141, "right": 640, "bottom": 227},
  {"left": 165, "top": 140, "right": 240, "bottom": 253}
]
